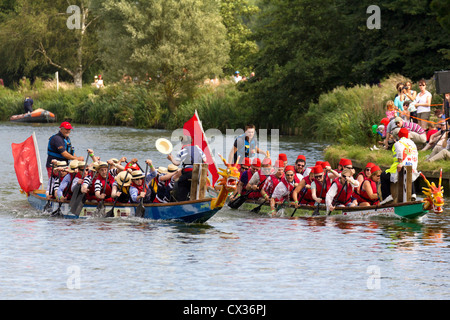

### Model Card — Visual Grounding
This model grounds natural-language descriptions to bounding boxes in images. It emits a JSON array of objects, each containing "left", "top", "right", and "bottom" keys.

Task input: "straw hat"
[
  {"left": 168, "top": 164, "right": 178, "bottom": 172},
  {"left": 77, "top": 161, "right": 86, "bottom": 168},
  {"left": 155, "top": 138, "right": 173, "bottom": 154},
  {"left": 109, "top": 158, "right": 119, "bottom": 164},
  {"left": 67, "top": 160, "right": 79, "bottom": 173},
  {"left": 115, "top": 171, "right": 132, "bottom": 187},
  {"left": 157, "top": 166, "right": 168, "bottom": 174},
  {"left": 56, "top": 161, "right": 67, "bottom": 167},
  {"left": 131, "top": 170, "right": 145, "bottom": 179},
  {"left": 96, "top": 161, "right": 108, "bottom": 170}
]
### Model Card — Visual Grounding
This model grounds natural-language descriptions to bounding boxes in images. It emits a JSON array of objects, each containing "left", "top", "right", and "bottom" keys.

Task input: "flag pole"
[
  {"left": 32, "top": 132, "right": 43, "bottom": 189},
  {"left": 195, "top": 109, "right": 219, "bottom": 179}
]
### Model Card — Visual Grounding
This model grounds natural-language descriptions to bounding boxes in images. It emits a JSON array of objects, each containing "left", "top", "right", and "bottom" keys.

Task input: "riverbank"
[{"left": 324, "top": 144, "right": 450, "bottom": 190}]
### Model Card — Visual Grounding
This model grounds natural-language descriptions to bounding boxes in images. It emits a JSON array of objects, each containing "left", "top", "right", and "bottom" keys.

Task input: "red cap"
[
  {"left": 285, "top": 165, "right": 295, "bottom": 173},
  {"left": 398, "top": 128, "right": 409, "bottom": 139},
  {"left": 365, "top": 162, "right": 376, "bottom": 168},
  {"left": 278, "top": 153, "right": 288, "bottom": 161},
  {"left": 339, "top": 158, "right": 352, "bottom": 167},
  {"left": 315, "top": 161, "right": 323, "bottom": 167},
  {"left": 371, "top": 165, "right": 381, "bottom": 174},
  {"left": 252, "top": 158, "right": 261, "bottom": 167},
  {"left": 321, "top": 161, "right": 330, "bottom": 169},
  {"left": 275, "top": 160, "right": 284, "bottom": 168},
  {"left": 262, "top": 158, "right": 272, "bottom": 166},
  {"left": 60, "top": 121, "right": 73, "bottom": 130},
  {"left": 313, "top": 165, "right": 323, "bottom": 174},
  {"left": 380, "top": 117, "right": 390, "bottom": 126},
  {"left": 243, "top": 158, "right": 251, "bottom": 166},
  {"left": 296, "top": 155, "right": 306, "bottom": 161}
]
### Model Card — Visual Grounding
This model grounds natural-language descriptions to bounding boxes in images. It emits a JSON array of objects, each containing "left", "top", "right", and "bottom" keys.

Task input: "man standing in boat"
[
  {"left": 45, "top": 121, "right": 85, "bottom": 178},
  {"left": 228, "top": 124, "right": 270, "bottom": 164}
]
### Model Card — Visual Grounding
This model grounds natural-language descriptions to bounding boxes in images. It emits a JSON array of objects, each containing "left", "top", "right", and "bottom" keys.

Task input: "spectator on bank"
[{"left": 413, "top": 79, "right": 432, "bottom": 129}]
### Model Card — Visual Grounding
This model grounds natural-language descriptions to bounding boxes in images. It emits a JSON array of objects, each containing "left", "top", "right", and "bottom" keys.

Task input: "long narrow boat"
[
  {"left": 237, "top": 200, "right": 429, "bottom": 220},
  {"left": 10, "top": 108, "right": 56, "bottom": 123},
  {"left": 29, "top": 189, "right": 221, "bottom": 223}
]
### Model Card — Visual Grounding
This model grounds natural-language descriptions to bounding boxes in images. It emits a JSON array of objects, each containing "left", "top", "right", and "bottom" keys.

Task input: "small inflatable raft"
[{"left": 10, "top": 108, "right": 56, "bottom": 123}]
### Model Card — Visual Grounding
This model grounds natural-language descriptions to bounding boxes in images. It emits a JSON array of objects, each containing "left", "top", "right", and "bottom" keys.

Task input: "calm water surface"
[{"left": 1, "top": 122, "right": 449, "bottom": 300}]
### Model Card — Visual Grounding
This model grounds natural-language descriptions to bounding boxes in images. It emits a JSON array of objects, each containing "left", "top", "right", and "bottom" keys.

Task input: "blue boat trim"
[{"left": 28, "top": 190, "right": 220, "bottom": 223}]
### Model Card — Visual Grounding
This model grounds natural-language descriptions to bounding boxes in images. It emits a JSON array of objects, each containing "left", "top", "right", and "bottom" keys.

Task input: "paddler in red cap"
[
  {"left": 295, "top": 155, "right": 306, "bottom": 176},
  {"left": 46, "top": 121, "right": 85, "bottom": 178},
  {"left": 269, "top": 165, "right": 296, "bottom": 216},
  {"left": 230, "top": 158, "right": 261, "bottom": 201},
  {"left": 246, "top": 158, "right": 272, "bottom": 199}
]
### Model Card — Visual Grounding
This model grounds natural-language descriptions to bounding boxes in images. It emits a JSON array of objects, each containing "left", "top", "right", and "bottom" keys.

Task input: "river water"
[{"left": 1, "top": 122, "right": 449, "bottom": 300}]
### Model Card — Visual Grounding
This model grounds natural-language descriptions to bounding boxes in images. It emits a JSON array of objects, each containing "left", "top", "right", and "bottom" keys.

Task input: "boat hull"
[
  {"left": 28, "top": 190, "right": 220, "bottom": 223},
  {"left": 237, "top": 200, "right": 428, "bottom": 220},
  {"left": 10, "top": 109, "right": 56, "bottom": 123}
]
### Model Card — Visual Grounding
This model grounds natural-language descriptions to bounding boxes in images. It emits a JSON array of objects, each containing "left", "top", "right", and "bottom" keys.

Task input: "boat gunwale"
[{"left": 30, "top": 189, "right": 213, "bottom": 208}]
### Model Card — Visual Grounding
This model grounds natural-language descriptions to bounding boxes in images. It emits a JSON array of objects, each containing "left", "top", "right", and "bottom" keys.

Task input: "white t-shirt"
[{"left": 414, "top": 90, "right": 432, "bottom": 114}]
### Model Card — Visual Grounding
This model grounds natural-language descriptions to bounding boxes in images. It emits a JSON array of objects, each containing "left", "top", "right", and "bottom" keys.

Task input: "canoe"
[
  {"left": 28, "top": 190, "right": 220, "bottom": 223},
  {"left": 236, "top": 199, "right": 429, "bottom": 220},
  {"left": 10, "top": 108, "right": 56, "bottom": 123}
]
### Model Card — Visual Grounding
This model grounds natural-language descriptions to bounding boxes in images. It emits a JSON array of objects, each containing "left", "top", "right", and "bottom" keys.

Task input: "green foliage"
[{"left": 98, "top": 0, "right": 230, "bottom": 112}]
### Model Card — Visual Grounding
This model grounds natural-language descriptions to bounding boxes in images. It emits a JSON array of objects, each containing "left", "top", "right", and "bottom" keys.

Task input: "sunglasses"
[
  {"left": 344, "top": 166, "right": 353, "bottom": 169},
  {"left": 296, "top": 164, "right": 305, "bottom": 167},
  {"left": 315, "top": 175, "right": 323, "bottom": 179}
]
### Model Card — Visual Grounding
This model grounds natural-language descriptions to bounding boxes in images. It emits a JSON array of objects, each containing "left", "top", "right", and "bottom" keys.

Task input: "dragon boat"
[
  {"left": 26, "top": 155, "right": 241, "bottom": 223},
  {"left": 229, "top": 169, "right": 445, "bottom": 220}
]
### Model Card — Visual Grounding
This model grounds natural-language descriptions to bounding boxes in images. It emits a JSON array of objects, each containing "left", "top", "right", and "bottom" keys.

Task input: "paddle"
[
  {"left": 312, "top": 172, "right": 327, "bottom": 216},
  {"left": 327, "top": 180, "right": 347, "bottom": 216},
  {"left": 228, "top": 178, "right": 266, "bottom": 209},
  {"left": 44, "top": 163, "right": 56, "bottom": 212},
  {"left": 94, "top": 164, "right": 110, "bottom": 217},
  {"left": 105, "top": 171, "right": 130, "bottom": 218},
  {"left": 291, "top": 187, "right": 307, "bottom": 217},
  {"left": 250, "top": 199, "right": 266, "bottom": 213},
  {"left": 135, "top": 163, "right": 149, "bottom": 218},
  {"left": 51, "top": 172, "right": 74, "bottom": 217},
  {"left": 69, "top": 150, "right": 90, "bottom": 215}
]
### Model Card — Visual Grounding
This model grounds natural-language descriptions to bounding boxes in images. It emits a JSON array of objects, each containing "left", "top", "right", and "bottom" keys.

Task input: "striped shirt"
[
  {"left": 175, "top": 145, "right": 207, "bottom": 168},
  {"left": 403, "top": 121, "right": 425, "bottom": 135}
]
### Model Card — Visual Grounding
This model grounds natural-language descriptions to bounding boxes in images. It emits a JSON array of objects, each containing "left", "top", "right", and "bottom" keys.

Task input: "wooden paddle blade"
[
  {"left": 228, "top": 194, "right": 249, "bottom": 209},
  {"left": 135, "top": 202, "right": 145, "bottom": 218},
  {"left": 105, "top": 208, "right": 115, "bottom": 218},
  {"left": 71, "top": 194, "right": 86, "bottom": 216},
  {"left": 250, "top": 200, "right": 266, "bottom": 213},
  {"left": 69, "top": 185, "right": 81, "bottom": 208}
]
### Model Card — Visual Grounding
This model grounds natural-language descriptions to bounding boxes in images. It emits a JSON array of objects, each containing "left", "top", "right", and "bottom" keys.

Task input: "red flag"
[
  {"left": 183, "top": 111, "right": 219, "bottom": 185},
  {"left": 12, "top": 135, "right": 42, "bottom": 195}
]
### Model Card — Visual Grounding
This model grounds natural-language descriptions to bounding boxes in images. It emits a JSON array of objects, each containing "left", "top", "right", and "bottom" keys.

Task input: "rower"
[
  {"left": 269, "top": 165, "right": 296, "bottom": 216},
  {"left": 230, "top": 158, "right": 260, "bottom": 201},
  {"left": 153, "top": 165, "right": 182, "bottom": 203},
  {"left": 325, "top": 168, "right": 359, "bottom": 213},
  {"left": 261, "top": 160, "right": 285, "bottom": 201},
  {"left": 358, "top": 165, "right": 382, "bottom": 206},
  {"left": 94, "top": 161, "right": 116, "bottom": 202},
  {"left": 246, "top": 158, "right": 272, "bottom": 199},
  {"left": 56, "top": 160, "right": 79, "bottom": 201},
  {"left": 111, "top": 170, "right": 133, "bottom": 203}
]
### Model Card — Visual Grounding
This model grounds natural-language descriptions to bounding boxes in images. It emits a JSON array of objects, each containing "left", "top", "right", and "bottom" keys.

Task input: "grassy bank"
[{"left": 0, "top": 79, "right": 249, "bottom": 130}]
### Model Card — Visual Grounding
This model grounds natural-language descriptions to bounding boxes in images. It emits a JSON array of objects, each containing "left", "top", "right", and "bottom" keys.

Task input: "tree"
[
  {"left": 0, "top": 0, "right": 101, "bottom": 87},
  {"left": 98, "top": 0, "right": 230, "bottom": 112},
  {"left": 219, "top": 0, "right": 259, "bottom": 75}
]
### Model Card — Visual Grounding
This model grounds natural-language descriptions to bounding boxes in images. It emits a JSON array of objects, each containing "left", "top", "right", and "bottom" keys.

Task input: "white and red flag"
[{"left": 183, "top": 110, "right": 219, "bottom": 185}]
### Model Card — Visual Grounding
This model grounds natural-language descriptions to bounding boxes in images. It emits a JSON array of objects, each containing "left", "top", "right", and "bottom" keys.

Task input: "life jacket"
[
  {"left": 331, "top": 178, "right": 353, "bottom": 206},
  {"left": 96, "top": 174, "right": 115, "bottom": 201},
  {"left": 84, "top": 172, "right": 97, "bottom": 201},
  {"left": 300, "top": 176, "right": 315, "bottom": 205},
  {"left": 273, "top": 177, "right": 295, "bottom": 202},
  {"left": 182, "top": 145, "right": 204, "bottom": 170},
  {"left": 358, "top": 179, "right": 379, "bottom": 205},
  {"left": 155, "top": 174, "right": 174, "bottom": 203},
  {"left": 248, "top": 170, "right": 267, "bottom": 199},
  {"left": 116, "top": 186, "right": 130, "bottom": 203},
  {"left": 264, "top": 174, "right": 283, "bottom": 196},
  {"left": 47, "top": 132, "right": 74, "bottom": 160},
  {"left": 314, "top": 175, "right": 331, "bottom": 203},
  {"left": 233, "top": 134, "right": 257, "bottom": 162}
]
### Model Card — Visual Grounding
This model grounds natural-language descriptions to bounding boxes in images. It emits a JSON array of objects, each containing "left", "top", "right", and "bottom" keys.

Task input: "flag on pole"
[
  {"left": 183, "top": 110, "right": 219, "bottom": 185},
  {"left": 12, "top": 133, "right": 42, "bottom": 195}
]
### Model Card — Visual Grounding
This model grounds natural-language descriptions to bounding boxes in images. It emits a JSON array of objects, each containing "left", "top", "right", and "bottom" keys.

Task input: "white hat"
[{"left": 155, "top": 138, "right": 173, "bottom": 154}]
